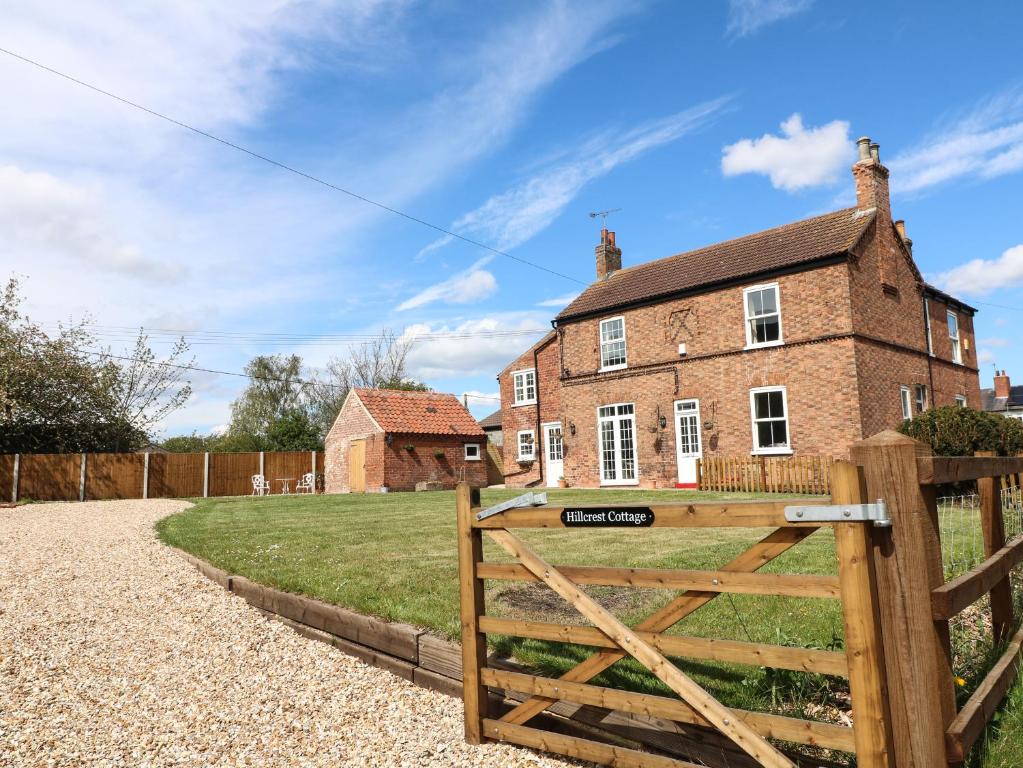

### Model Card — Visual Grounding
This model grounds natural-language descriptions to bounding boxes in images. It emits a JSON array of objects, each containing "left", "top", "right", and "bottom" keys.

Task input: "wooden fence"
[
  {"left": 458, "top": 432, "right": 1023, "bottom": 767},
  {"left": 0, "top": 450, "right": 324, "bottom": 502},
  {"left": 699, "top": 454, "right": 834, "bottom": 494}
]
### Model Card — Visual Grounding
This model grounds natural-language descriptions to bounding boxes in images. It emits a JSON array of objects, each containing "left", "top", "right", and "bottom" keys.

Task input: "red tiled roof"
[
  {"left": 557, "top": 207, "right": 875, "bottom": 321},
  {"left": 353, "top": 388, "right": 484, "bottom": 437}
]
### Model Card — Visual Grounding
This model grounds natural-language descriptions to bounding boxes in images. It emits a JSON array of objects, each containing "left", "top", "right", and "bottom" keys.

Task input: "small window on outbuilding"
[{"left": 464, "top": 443, "right": 481, "bottom": 461}]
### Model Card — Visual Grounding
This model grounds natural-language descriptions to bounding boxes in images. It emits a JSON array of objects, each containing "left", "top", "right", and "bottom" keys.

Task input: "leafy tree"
[
  {"left": 264, "top": 409, "right": 321, "bottom": 451},
  {"left": 161, "top": 433, "right": 221, "bottom": 453},
  {"left": 0, "top": 277, "right": 191, "bottom": 453},
  {"left": 228, "top": 355, "right": 307, "bottom": 438},
  {"left": 898, "top": 405, "right": 1023, "bottom": 456}
]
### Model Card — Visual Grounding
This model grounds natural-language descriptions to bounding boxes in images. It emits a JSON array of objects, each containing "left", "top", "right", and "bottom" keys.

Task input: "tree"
[
  {"left": 228, "top": 355, "right": 307, "bottom": 438},
  {"left": 0, "top": 277, "right": 192, "bottom": 453},
  {"left": 264, "top": 409, "right": 321, "bottom": 451},
  {"left": 898, "top": 405, "right": 1023, "bottom": 456},
  {"left": 307, "top": 330, "right": 423, "bottom": 436}
]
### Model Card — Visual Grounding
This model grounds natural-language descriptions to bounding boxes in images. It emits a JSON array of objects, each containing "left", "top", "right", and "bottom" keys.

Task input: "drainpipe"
[{"left": 534, "top": 345, "right": 543, "bottom": 487}]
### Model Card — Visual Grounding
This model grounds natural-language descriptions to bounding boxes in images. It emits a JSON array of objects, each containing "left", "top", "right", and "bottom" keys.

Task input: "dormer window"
[
  {"left": 744, "top": 283, "right": 783, "bottom": 348},
  {"left": 599, "top": 316, "right": 627, "bottom": 371}
]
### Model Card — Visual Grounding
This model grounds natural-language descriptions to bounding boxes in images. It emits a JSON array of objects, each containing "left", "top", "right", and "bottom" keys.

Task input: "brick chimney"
[
  {"left": 852, "top": 136, "right": 891, "bottom": 219},
  {"left": 995, "top": 370, "right": 1011, "bottom": 399},
  {"left": 595, "top": 228, "right": 621, "bottom": 280}
]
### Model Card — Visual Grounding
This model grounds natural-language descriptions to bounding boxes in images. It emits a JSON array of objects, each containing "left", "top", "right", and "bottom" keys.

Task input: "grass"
[{"left": 156, "top": 488, "right": 1021, "bottom": 765}]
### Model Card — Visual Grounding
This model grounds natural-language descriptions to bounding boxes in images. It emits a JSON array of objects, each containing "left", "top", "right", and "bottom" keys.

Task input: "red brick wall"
[
  {"left": 324, "top": 393, "right": 381, "bottom": 493},
  {"left": 382, "top": 434, "right": 487, "bottom": 491},
  {"left": 499, "top": 336, "right": 560, "bottom": 488}
]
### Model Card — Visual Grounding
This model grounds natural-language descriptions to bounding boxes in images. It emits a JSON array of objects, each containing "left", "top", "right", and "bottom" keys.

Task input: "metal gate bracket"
[
  {"left": 477, "top": 491, "right": 548, "bottom": 521},
  {"left": 785, "top": 499, "right": 891, "bottom": 527}
]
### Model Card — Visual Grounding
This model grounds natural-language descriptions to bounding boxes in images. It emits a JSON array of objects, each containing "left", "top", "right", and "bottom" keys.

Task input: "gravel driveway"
[{"left": 0, "top": 500, "right": 576, "bottom": 767}]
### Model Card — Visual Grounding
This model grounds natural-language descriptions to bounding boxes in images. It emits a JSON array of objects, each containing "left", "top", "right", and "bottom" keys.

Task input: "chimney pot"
[
  {"left": 870, "top": 142, "right": 880, "bottom": 163},
  {"left": 608, "top": 231, "right": 616, "bottom": 246},
  {"left": 894, "top": 220, "right": 906, "bottom": 239},
  {"left": 856, "top": 136, "right": 872, "bottom": 162}
]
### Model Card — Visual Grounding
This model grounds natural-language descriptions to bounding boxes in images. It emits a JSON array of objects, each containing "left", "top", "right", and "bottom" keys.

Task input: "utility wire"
[{"left": 0, "top": 45, "right": 586, "bottom": 286}]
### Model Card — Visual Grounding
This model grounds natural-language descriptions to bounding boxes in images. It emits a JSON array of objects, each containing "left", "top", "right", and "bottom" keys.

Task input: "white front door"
[
  {"left": 674, "top": 399, "right": 702, "bottom": 488},
  {"left": 542, "top": 422, "right": 564, "bottom": 488}
]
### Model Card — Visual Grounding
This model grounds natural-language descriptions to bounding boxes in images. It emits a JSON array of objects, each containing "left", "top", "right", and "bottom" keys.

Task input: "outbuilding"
[{"left": 324, "top": 388, "right": 487, "bottom": 493}]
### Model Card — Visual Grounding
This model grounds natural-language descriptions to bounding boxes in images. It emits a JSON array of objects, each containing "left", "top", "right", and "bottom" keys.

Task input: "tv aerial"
[{"left": 589, "top": 208, "right": 621, "bottom": 229}]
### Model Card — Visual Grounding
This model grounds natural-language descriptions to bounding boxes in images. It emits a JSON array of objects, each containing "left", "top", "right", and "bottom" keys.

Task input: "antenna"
[{"left": 589, "top": 208, "right": 622, "bottom": 229}]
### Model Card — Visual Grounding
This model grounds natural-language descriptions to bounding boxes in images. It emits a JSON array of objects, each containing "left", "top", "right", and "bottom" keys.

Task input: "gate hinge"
[
  {"left": 477, "top": 491, "right": 548, "bottom": 521},
  {"left": 784, "top": 500, "right": 891, "bottom": 527}
]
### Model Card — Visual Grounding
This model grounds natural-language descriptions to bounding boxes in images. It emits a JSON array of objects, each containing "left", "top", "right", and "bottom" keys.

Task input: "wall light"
[{"left": 569, "top": 421, "right": 576, "bottom": 436}]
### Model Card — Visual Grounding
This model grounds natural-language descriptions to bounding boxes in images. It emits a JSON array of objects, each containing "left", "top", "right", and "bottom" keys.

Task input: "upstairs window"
[
  {"left": 924, "top": 298, "right": 934, "bottom": 356},
  {"left": 750, "top": 386, "right": 791, "bottom": 454},
  {"left": 744, "top": 284, "right": 783, "bottom": 348},
  {"left": 900, "top": 386, "right": 913, "bottom": 421},
  {"left": 947, "top": 311, "right": 962, "bottom": 364},
  {"left": 511, "top": 369, "right": 536, "bottom": 406},
  {"left": 914, "top": 384, "right": 928, "bottom": 414},
  {"left": 599, "top": 316, "right": 627, "bottom": 370}
]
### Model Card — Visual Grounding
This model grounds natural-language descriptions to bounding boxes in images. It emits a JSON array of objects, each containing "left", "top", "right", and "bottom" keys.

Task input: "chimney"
[
  {"left": 595, "top": 228, "right": 621, "bottom": 280},
  {"left": 852, "top": 135, "right": 891, "bottom": 219},
  {"left": 995, "top": 370, "right": 1011, "bottom": 399}
]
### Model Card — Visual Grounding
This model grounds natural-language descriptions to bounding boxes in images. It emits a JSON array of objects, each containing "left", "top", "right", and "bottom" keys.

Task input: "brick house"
[
  {"left": 324, "top": 388, "right": 487, "bottom": 493},
  {"left": 982, "top": 371, "right": 1023, "bottom": 421},
  {"left": 497, "top": 137, "right": 981, "bottom": 489}
]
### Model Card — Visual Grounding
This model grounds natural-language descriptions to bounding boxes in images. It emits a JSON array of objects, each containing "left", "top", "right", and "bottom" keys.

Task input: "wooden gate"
[
  {"left": 456, "top": 461, "right": 891, "bottom": 768},
  {"left": 349, "top": 439, "right": 367, "bottom": 493}
]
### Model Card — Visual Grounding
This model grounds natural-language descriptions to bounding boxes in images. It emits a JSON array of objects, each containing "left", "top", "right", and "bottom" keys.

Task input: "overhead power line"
[{"left": 0, "top": 45, "right": 586, "bottom": 286}]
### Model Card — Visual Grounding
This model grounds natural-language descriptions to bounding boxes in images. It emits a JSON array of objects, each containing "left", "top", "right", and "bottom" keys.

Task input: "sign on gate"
[{"left": 560, "top": 507, "right": 654, "bottom": 527}]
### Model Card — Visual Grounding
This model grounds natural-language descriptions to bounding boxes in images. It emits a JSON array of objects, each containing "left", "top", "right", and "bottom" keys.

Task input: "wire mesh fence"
[{"left": 938, "top": 484, "right": 1023, "bottom": 700}]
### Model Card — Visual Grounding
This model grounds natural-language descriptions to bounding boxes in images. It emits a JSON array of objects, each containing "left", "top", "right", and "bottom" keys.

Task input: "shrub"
[{"left": 898, "top": 406, "right": 1023, "bottom": 456}]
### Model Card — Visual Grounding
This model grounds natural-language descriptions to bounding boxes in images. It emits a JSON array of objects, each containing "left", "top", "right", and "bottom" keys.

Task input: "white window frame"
[
  {"left": 599, "top": 316, "right": 628, "bottom": 372},
  {"left": 464, "top": 443, "right": 481, "bottom": 461},
  {"left": 924, "top": 298, "right": 934, "bottom": 356},
  {"left": 900, "top": 386, "right": 913, "bottom": 422},
  {"left": 955, "top": 395, "right": 968, "bottom": 408},
  {"left": 516, "top": 430, "right": 535, "bottom": 461},
  {"left": 749, "top": 386, "right": 792, "bottom": 455},
  {"left": 743, "top": 283, "right": 784, "bottom": 349},
  {"left": 597, "top": 402, "right": 640, "bottom": 486},
  {"left": 511, "top": 368, "right": 537, "bottom": 406},
  {"left": 914, "top": 384, "right": 928, "bottom": 414},
  {"left": 947, "top": 311, "right": 962, "bottom": 364}
]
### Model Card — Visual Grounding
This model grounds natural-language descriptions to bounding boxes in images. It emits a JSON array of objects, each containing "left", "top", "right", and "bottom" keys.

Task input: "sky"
[{"left": 1, "top": 0, "right": 1021, "bottom": 436}]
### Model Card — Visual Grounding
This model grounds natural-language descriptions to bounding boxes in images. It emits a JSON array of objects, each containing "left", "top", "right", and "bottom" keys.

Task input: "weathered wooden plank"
[
  {"left": 931, "top": 536, "right": 1023, "bottom": 619},
  {"left": 499, "top": 526, "right": 817, "bottom": 727},
  {"left": 418, "top": 633, "right": 463, "bottom": 680},
  {"left": 945, "top": 624, "right": 1023, "bottom": 762},
  {"left": 978, "top": 453, "right": 1015, "bottom": 642},
  {"left": 486, "top": 528, "right": 796, "bottom": 768},
  {"left": 482, "top": 668, "right": 856, "bottom": 752},
  {"left": 852, "top": 431, "right": 955, "bottom": 768},
  {"left": 473, "top": 500, "right": 823, "bottom": 529},
  {"left": 918, "top": 456, "right": 1023, "bottom": 485},
  {"left": 483, "top": 718, "right": 701, "bottom": 768},
  {"left": 832, "top": 461, "right": 893, "bottom": 768},
  {"left": 457, "top": 482, "right": 488, "bottom": 744},
  {"left": 476, "top": 562, "right": 840, "bottom": 598},
  {"left": 478, "top": 616, "right": 848, "bottom": 676}
]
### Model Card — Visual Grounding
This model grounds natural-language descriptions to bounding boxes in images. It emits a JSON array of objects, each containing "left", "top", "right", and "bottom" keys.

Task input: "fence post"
[
  {"left": 851, "top": 430, "right": 955, "bottom": 768},
  {"left": 456, "top": 482, "right": 488, "bottom": 743},
  {"left": 11, "top": 454, "right": 19, "bottom": 503},
  {"left": 79, "top": 453, "right": 87, "bottom": 502},
  {"left": 695, "top": 457, "right": 702, "bottom": 489},
  {"left": 311, "top": 450, "right": 317, "bottom": 492},
  {"left": 142, "top": 453, "right": 150, "bottom": 500},
  {"left": 977, "top": 450, "right": 1014, "bottom": 642},
  {"left": 203, "top": 452, "right": 210, "bottom": 498},
  {"left": 259, "top": 451, "right": 265, "bottom": 479},
  {"left": 832, "top": 461, "right": 893, "bottom": 768}
]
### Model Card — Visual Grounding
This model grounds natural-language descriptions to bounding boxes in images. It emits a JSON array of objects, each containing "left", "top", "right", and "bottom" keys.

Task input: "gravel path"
[{"left": 0, "top": 500, "right": 578, "bottom": 767}]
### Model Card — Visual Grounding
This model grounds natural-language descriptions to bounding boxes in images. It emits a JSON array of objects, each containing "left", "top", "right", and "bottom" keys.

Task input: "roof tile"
[{"left": 353, "top": 388, "right": 484, "bottom": 437}]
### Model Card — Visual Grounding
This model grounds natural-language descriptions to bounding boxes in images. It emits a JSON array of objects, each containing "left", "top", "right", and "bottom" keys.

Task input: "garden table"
[{"left": 275, "top": 478, "right": 294, "bottom": 495}]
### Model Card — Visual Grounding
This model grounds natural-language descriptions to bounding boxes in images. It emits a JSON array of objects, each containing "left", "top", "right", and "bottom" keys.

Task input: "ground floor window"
[
  {"left": 955, "top": 395, "right": 967, "bottom": 408},
  {"left": 750, "top": 386, "right": 791, "bottom": 454},
  {"left": 900, "top": 386, "right": 913, "bottom": 421},
  {"left": 915, "top": 384, "right": 928, "bottom": 414},
  {"left": 517, "top": 430, "right": 535, "bottom": 460},
  {"left": 597, "top": 403, "right": 638, "bottom": 484},
  {"left": 464, "top": 443, "right": 481, "bottom": 461}
]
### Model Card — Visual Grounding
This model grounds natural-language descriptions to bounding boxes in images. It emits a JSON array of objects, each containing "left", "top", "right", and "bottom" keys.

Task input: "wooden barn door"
[{"left": 349, "top": 439, "right": 367, "bottom": 493}]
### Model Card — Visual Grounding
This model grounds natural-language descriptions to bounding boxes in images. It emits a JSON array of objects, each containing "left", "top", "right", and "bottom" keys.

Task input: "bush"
[{"left": 898, "top": 406, "right": 1023, "bottom": 456}]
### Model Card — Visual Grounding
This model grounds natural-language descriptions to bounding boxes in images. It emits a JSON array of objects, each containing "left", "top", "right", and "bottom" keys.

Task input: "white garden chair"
[
  {"left": 295, "top": 472, "right": 315, "bottom": 494},
  {"left": 251, "top": 474, "right": 271, "bottom": 496}
]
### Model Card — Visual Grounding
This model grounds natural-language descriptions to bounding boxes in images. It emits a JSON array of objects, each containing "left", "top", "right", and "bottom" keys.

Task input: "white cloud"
[
  {"left": 889, "top": 87, "right": 1023, "bottom": 193},
  {"left": 981, "top": 338, "right": 1013, "bottom": 348},
  {"left": 933, "top": 244, "right": 1023, "bottom": 296},
  {"left": 420, "top": 98, "right": 729, "bottom": 258},
  {"left": 978, "top": 350, "right": 996, "bottom": 366},
  {"left": 726, "top": 0, "right": 813, "bottom": 38},
  {"left": 403, "top": 316, "right": 548, "bottom": 379},
  {"left": 396, "top": 257, "right": 499, "bottom": 311},
  {"left": 0, "top": 165, "right": 180, "bottom": 281},
  {"left": 536, "top": 293, "right": 580, "bottom": 308},
  {"left": 721, "top": 114, "right": 853, "bottom": 191}
]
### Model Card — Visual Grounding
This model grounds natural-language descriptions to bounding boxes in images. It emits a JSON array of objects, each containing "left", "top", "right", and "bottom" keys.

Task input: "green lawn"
[{"left": 155, "top": 488, "right": 1021, "bottom": 766}]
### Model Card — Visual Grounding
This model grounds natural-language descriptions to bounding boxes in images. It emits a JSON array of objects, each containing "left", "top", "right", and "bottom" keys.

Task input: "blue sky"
[{"left": 1, "top": 0, "right": 1021, "bottom": 435}]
